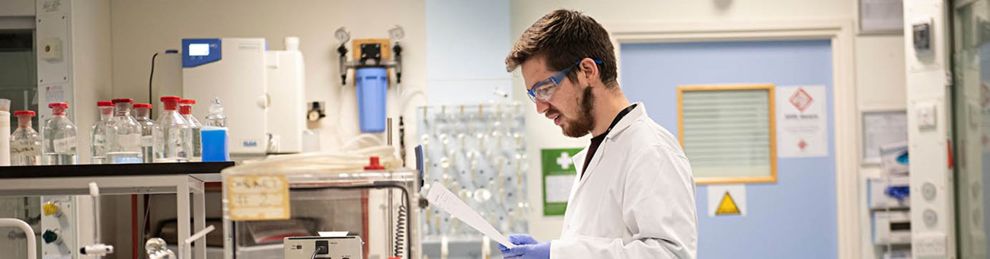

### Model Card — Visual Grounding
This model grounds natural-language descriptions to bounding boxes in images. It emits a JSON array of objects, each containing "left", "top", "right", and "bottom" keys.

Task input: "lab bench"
[{"left": 0, "top": 162, "right": 234, "bottom": 259}]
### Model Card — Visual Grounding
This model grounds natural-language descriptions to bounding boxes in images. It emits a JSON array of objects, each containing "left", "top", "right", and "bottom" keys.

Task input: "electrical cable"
[
  {"left": 394, "top": 198, "right": 407, "bottom": 257},
  {"left": 399, "top": 116, "right": 405, "bottom": 167},
  {"left": 149, "top": 52, "right": 159, "bottom": 105},
  {"left": 311, "top": 245, "right": 326, "bottom": 259}
]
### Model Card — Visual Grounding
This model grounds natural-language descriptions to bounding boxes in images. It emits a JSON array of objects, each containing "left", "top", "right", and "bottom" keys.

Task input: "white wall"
[
  {"left": 856, "top": 36, "right": 907, "bottom": 111},
  {"left": 69, "top": 0, "right": 115, "bottom": 163},
  {"left": 426, "top": 0, "right": 512, "bottom": 105},
  {"left": 109, "top": 0, "right": 427, "bottom": 151},
  {"left": 509, "top": 0, "right": 907, "bottom": 252}
]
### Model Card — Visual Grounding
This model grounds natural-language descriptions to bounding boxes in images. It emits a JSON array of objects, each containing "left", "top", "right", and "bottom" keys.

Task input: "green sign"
[{"left": 541, "top": 148, "right": 582, "bottom": 216}]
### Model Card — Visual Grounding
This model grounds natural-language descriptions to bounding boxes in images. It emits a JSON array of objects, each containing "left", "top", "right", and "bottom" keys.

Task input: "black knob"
[{"left": 42, "top": 230, "right": 59, "bottom": 244}]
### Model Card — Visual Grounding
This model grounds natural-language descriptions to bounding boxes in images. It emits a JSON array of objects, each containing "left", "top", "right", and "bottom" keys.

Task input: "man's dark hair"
[{"left": 506, "top": 9, "right": 617, "bottom": 87}]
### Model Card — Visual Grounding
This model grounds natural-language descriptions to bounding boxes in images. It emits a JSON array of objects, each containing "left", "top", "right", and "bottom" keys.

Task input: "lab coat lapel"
[
  {"left": 568, "top": 149, "right": 588, "bottom": 203},
  {"left": 606, "top": 102, "right": 646, "bottom": 141},
  {"left": 571, "top": 103, "right": 646, "bottom": 192},
  {"left": 577, "top": 142, "right": 606, "bottom": 187}
]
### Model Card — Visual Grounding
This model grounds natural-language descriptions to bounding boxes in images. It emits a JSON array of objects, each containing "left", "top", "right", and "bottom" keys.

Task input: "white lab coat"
[{"left": 550, "top": 103, "right": 697, "bottom": 259}]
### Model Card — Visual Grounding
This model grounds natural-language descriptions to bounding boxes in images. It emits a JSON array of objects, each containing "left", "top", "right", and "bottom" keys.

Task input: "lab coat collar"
[
  {"left": 572, "top": 148, "right": 588, "bottom": 177},
  {"left": 604, "top": 102, "right": 646, "bottom": 141}
]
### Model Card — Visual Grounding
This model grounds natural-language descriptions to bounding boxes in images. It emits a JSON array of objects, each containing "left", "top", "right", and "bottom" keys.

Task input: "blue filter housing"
[{"left": 356, "top": 67, "right": 388, "bottom": 133}]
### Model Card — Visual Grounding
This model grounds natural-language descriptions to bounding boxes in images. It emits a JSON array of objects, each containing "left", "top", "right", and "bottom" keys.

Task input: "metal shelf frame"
[{"left": 0, "top": 169, "right": 225, "bottom": 259}]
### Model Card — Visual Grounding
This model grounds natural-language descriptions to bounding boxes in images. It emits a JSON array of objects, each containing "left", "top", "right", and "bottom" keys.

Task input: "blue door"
[{"left": 620, "top": 40, "right": 837, "bottom": 258}]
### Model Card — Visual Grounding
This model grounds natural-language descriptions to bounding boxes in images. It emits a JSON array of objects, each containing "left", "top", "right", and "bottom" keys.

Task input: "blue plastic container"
[
  {"left": 356, "top": 67, "right": 388, "bottom": 133},
  {"left": 201, "top": 127, "right": 229, "bottom": 162}
]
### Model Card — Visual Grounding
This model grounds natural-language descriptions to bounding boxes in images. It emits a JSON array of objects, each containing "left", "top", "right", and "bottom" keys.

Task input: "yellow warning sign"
[{"left": 715, "top": 191, "right": 741, "bottom": 215}]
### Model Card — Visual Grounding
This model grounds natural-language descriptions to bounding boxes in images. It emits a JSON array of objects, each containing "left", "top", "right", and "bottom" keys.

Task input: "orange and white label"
[{"left": 225, "top": 175, "right": 291, "bottom": 221}]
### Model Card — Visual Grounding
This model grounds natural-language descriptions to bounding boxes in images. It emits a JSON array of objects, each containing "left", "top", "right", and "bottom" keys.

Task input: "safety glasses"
[{"left": 527, "top": 59, "right": 602, "bottom": 102}]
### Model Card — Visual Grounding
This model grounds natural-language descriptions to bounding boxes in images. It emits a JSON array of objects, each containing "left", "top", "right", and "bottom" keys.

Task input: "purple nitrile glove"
[
  {"left": 498, "top": 234, "right": 550, "bottom": 259},
  {"left": 498, "top": 234, "right": 538, "bottom": 254}
]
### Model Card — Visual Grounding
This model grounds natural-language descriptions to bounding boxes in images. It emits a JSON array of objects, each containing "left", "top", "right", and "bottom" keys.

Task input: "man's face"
[{"left": 521, "top": 57, "right": 595, "bottom": 138}]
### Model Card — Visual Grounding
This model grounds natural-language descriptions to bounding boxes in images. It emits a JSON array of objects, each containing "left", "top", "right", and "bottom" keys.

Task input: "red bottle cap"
[
  {"left": 111, "top": 98, "right": 133, "bottom": 104},
  {"left": 14, "top": 110, "right": 35, "bottom": 117},
  {"left": 160, "top": 96, "right": 181, "bottom": 110},
  {"left": 97, "top": 100, "right": 113, "bottom": 107},
  {"left": 364, "top": 156, "right": 385, "bottom": 170},
  {"left": 48, "top": 102, "right": 68, "bottom": 109},
  {"left": 48, "top": 102, "right": 69, "bottom": 115},
  {"left": 179, "top": 99, "right": 196, "bottom": 105},
  {"left": 133, "top": 103, "right": 152, "bottom": 109}
]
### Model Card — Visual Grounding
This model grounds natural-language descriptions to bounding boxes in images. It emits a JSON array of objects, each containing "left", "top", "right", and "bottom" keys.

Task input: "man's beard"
[{"left": 561, "top": 86, "right": 595, "bottom": 137}]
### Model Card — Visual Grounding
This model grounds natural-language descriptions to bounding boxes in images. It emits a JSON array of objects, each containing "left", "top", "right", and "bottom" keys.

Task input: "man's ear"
[{"left": 580, "top": 58, "right": 600, "bottom": 85}]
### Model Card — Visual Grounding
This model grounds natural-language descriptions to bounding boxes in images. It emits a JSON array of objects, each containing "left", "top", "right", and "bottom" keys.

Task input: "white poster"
[
  {"left": 544, "top": 175, "right": 574, "bottom": 203},
  {"left": 776, "top": 86, "right": 829, "bottom": 157},
  {"left": 707, "top": 185, "right": 746, "bottom": 217},
  {"left": 860, "top": 0, "right": 903, "bottom": 33},
  {"left": 862, "top": 111, "right": 908, "bottom": 164}
]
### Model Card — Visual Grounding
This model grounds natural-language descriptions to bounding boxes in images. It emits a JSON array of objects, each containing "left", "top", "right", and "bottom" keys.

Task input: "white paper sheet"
[
  {"left": 776, "top": 86, "right": 829, "bottom": 157},
  {"left": 862, "top": 111, "right": 907, "bottom": 164},
  {"left": 318, "top": 231, "right": 349, "bottom": 237},
  {"left": 545, "top": 174, "right": 574, "bottom": 203},
  {"left": 426, "top": 183, "right": 515, "bottom": 248}
]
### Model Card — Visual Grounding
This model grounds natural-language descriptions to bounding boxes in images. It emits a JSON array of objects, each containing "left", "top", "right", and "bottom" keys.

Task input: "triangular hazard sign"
[{"left": 715, "top": 191, "right": 741, "bottom": 215}]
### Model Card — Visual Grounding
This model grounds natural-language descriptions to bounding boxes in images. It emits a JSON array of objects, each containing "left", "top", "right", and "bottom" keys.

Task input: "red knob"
[{"left": 364, "top": 156, "right": 385, "bottom": 170}]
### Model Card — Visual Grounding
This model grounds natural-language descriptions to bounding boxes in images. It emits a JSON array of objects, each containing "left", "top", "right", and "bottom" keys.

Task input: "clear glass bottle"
[
  {"left": 155, "top": 96, "right": 191, "bottom": 162},
  {"left": 91, "top": 100, "right": 114, "bottom": 164},
  {"left": 133, "top": 103, "right": 157, "bottom": 163},
  {"left": 179, "top": 99, "right": 202, "bottom": 162},
  {"left": 108, "top": 98, "right": 143, "bottom": 163},
  {"left": 205, "top": 97, "right": 226, "bottom": 127},
  {"left": 10, "top": 110, "right": 41, "bottom": 165},
  {"left": 43, "top": 102, "right": 78, "bottom": 165}
]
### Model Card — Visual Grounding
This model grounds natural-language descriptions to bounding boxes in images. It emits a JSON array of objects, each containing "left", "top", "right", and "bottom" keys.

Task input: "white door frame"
[{"left": 607, "top": 20, "right": 859, "bottom": 259}]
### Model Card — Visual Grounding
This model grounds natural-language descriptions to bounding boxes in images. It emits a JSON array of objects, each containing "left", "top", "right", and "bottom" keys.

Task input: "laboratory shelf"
[
  {"left": 0, "top": 162, "right": 235, "bottom": 179},
  {"left": 0, "top": 161, "right": 234, "bottom": 259}
]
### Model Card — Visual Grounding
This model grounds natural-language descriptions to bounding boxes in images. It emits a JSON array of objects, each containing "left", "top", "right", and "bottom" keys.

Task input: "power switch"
[
  {"left": 316, "top": 240, "right": 329, "bottom": 255},
  {"left": 916, "top": 102, "right": 937, "bottom": 131}
]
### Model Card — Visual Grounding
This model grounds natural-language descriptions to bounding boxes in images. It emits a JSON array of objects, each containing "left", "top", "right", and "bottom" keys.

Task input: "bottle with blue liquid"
[{"left": 201, "top": 97, "right": 229, "bottom": 162}]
